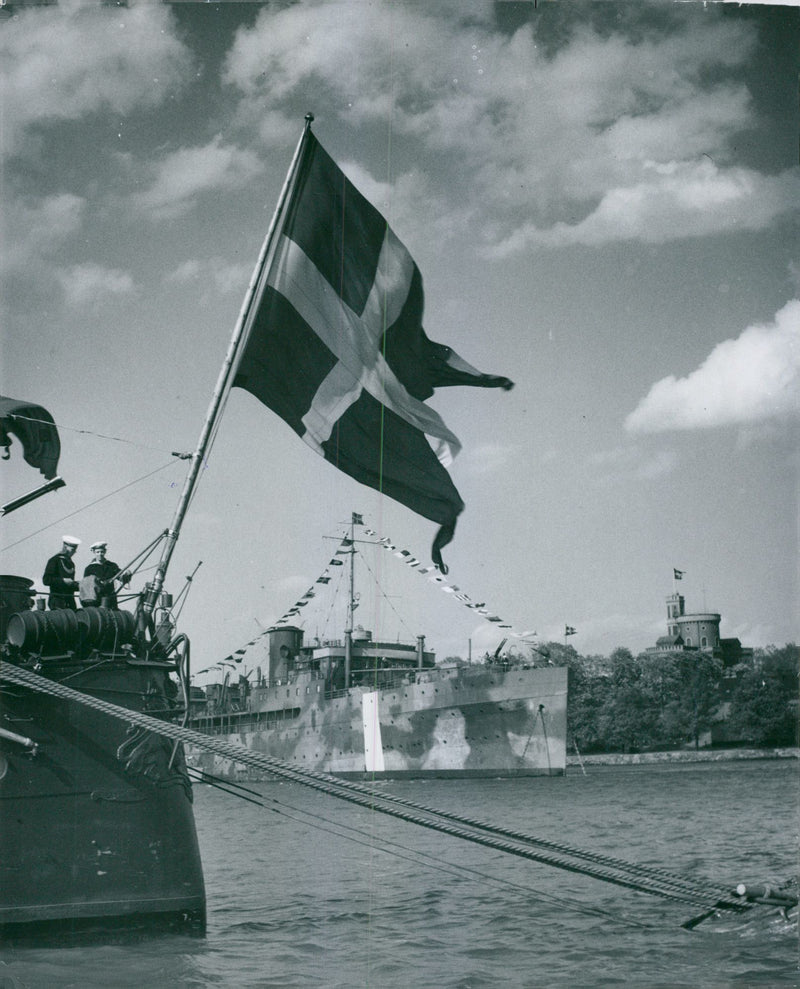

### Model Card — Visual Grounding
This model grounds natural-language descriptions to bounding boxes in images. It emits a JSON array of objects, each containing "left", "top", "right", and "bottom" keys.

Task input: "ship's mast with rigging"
[
  {"left": 140, "top": 115, "right": 315, "bottom": 626},
  {"left": 346, "top": 513, "right": 357, "bottom": 635},
  {"left": 343, "top": 511, "right": 358, "bottom": 688}
]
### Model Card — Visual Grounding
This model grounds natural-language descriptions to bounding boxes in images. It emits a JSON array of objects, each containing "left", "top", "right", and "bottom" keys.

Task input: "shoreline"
[{"left": 566, "top": 746, "right": 799, "bottom": 767}]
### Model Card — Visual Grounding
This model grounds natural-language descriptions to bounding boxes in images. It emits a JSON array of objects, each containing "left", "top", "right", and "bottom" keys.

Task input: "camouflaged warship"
[
  {"left": 188, "top": 513, "right": 567, "bottom": 780},
  {"left": 189, "top": 627, "right": 567, "bottom": 780}
]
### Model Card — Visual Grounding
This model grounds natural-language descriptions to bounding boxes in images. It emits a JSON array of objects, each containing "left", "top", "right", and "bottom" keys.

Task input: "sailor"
[
  {"left": 43, "top": 536, "right": 81, "bottom": 610},
  {"left": 83, "top": 541, "right": 129, "bottom": 609}
]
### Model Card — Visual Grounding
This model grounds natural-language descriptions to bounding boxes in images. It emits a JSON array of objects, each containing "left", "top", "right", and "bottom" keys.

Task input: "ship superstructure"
[{"left": 189, "top": 517, "right": 567, "bottom": 779}]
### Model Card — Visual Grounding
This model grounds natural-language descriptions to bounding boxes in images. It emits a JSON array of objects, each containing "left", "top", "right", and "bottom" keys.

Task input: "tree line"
[{"left": 544, "top": 642, "right": 798, "bottom": 754}]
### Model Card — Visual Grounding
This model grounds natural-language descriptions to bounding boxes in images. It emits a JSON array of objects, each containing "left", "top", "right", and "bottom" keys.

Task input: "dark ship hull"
[{"left": 0, "top": 591, "right": 206, "bottom": 941}]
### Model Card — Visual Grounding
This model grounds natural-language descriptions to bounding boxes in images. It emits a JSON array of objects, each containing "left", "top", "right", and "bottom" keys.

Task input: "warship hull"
[
  {"left": 189, "top": 664, "right": 567, "bottom": 780},
  {"left": 0, "top": 605, "right": 206, "bottom": 941}
]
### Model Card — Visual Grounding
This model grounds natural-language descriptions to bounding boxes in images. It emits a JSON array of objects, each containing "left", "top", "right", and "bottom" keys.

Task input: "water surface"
[{"left": 1, "top": 760, "right": 796, "bottom": 988}]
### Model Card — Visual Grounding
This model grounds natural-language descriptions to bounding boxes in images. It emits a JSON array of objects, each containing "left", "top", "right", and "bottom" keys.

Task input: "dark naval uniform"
[
  {"left": 83, "top": 558, "right": 121, "bottom": 609},
  {"left": 43, "top": 551, "right": 79, "bottom": 610}
]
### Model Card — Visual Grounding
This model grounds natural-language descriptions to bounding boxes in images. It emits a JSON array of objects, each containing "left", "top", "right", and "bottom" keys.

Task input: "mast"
[
  {"left": 142, "top": 114, "right": 315, "bottom": 619},
  {"left": 347, "top": 513, "right": 356, "bottom": 635},
  {"left": 344, "top": 512, "right": 357, "bottom": 689}
]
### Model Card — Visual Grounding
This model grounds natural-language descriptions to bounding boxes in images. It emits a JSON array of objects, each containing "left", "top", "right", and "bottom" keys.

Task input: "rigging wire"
[
  {"left": 188, "top": 767, "right": 655, "bottom": 930},
  {"left": 0, "top": 664, "right": 751, "bottom": 922},
  {"left": 317, "top": 561, "right": 349, "bottom": 641},
  {"left": 1, "top": 413, "right": 179, "bottom": 454},
  {"left": 170, "top": 562, "right": 203, "bottom": 624},
  {"left": 353, "top": 543, "right": 417, "bottom": 641},
  {"left": 287, "top": 531, "right": 418, "bottom": 645},
  {"left": 177, "top": 368, "right": 237, "bottom": 521},
  {"left": 0, "top": 461, "right": 179, "bottom": 554}
]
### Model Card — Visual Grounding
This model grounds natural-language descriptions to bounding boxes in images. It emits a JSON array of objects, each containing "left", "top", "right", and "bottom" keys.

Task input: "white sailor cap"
[
  {"left": 90, "top": 540, "right": 107, "bottom": 551},
  {"left": 62, "top": 535, "right": 81, "bottom": 547}
]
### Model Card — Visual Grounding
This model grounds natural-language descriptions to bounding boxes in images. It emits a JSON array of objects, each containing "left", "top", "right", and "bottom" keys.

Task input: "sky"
[{"left": 1, "top": 0, "right": 798, "bottom": 683}]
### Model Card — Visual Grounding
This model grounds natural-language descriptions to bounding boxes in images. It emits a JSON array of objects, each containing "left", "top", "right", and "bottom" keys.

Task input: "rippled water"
[{"left": 1, "top": 760, "right": 796, "bottom": 988}]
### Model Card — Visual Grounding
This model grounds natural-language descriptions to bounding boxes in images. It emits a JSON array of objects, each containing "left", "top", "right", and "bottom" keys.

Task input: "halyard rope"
[{"left": 0, "top": 662, "right": 749, "bottom": 915}]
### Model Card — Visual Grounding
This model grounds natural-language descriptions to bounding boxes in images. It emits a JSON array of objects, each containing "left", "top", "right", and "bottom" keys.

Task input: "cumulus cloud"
[
  {"left": 626, "top": 300, "right": 800, "bottom": 433},
  {"left": 57, "top": 263, "right": 134, "bottom": 306},
  {"left": 4, "top": 2, "right": 796, "bottom": 274},
  {"left": 0, "top": 1, "right": 191, "bottom": 160},
  {"left": 133, "top": 136, "right": 264, "bottom": 218},
  {"left": 1, "top": 194, "right": 84, "bottom": 276},
  {"left": 487, "top": 163, "right": 800, "bottom": 254},
  {"left": 222, "top": 3, "right": 797, "bottom": 253},
  {"left": 165, "top": 257, "right": 251, "bottom": 298}
]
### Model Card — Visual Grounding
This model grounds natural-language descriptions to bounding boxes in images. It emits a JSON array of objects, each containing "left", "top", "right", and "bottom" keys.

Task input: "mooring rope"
[
  {"left": 0, "top": 662, "right": 750, "bottom": 916},
  {"left": 187, "top": 767, "right": 656, "bottom": 930}
]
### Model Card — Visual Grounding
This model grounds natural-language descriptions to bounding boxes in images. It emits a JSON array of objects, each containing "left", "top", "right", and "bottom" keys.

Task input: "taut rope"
[{"left": 0, "top": 662, "right": 751, "bottom": 917}]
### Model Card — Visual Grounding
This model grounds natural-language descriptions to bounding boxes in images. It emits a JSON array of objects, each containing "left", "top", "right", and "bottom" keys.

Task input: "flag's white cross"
[{"left": 266, "top": 231, "right": 461, "bottom": 467}]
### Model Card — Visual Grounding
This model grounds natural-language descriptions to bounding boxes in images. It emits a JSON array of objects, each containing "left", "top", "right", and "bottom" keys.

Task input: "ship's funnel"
[{"left": 266, "top": 625, "right": 303, "bottom": 682}]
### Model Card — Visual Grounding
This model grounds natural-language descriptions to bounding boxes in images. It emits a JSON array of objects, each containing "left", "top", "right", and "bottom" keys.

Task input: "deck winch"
[{"left": 5, "top": 605, "right": 136, "bottom": 657}]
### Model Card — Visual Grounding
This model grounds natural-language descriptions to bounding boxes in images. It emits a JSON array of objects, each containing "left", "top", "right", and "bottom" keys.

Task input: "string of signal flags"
[
  {"left": 222, "top": 514, "right": 581, "bottom": 666},
  {"left": 276, "top": 514, "right": 538, "bottom": 636},
  {"left": 209, "top": 560, "right": 689, "bottom": 669},
  {"left": 220, "top": 532, "right": 687, "bottom": 669}
]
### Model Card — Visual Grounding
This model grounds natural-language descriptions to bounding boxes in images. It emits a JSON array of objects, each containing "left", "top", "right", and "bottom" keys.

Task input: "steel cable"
[{"left": 0, "top": 662, "right": 750, "bottom": 915}]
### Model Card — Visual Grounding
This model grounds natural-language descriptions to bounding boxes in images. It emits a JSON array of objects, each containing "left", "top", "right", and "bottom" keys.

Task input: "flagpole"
[
  {"left": 142, "top": 113, "right": 316, "bottom": 619},
  {"left": 347, "top": 513, "right": 356, "bottom": 636},
  {"left": 344, "top": 513, "right": 356, "bottom": 689}
]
